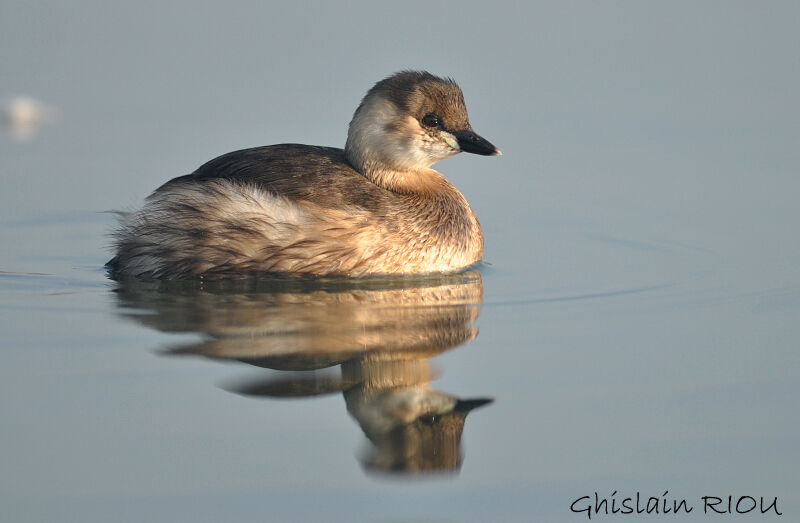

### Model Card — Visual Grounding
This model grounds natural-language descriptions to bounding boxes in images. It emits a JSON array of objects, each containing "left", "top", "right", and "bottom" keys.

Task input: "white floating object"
[{"left": 3, "top": 95, "right": 56, "bottom": 141}]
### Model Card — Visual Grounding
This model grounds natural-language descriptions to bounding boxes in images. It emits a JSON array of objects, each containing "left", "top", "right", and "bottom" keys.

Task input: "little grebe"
[{"left": 111, "top": 71, "right": 500, "bottom": 278}]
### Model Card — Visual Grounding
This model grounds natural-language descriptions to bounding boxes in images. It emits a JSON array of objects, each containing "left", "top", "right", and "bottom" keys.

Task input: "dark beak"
[
  {"left": 453, "top": 130, "right": 501, "bottom": 156},
  {"left": 454, "top": 397, "right": 495, "bottom": 413}
]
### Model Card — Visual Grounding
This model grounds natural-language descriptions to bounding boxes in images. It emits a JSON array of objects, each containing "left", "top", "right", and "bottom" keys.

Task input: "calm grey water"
[{"left": 2, "top": 2, "right": 798, "bottom": 521}]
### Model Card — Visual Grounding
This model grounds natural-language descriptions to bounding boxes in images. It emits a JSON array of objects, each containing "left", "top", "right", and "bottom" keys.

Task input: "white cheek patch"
[{"left": 348, "top": 96, "right": 461, "bottom": 169}]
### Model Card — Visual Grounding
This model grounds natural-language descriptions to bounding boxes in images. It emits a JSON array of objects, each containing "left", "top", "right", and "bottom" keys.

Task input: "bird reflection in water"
[{"left": 112, "top": 270, "right": 492, "bottom": 475}]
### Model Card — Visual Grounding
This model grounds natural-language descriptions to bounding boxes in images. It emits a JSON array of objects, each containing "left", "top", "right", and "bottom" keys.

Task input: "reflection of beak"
[{"left": 453, "top": 130, "right": 502, "bottom": 156}]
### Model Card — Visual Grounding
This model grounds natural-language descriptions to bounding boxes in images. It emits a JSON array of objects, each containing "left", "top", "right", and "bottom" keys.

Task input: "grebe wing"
[{"left": 153, "top": 144, "right": 388, "bottom": 210}]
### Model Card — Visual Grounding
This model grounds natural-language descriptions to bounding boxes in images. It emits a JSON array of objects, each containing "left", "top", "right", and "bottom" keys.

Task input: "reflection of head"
[
  {"left": 360, "top": 397, "right": 493, "bottom": 473},
  {"left": 112, "top": 270, "right": 491, "bottom": 476},
  {"left": 340, "top": 356, "right": 492, "bottom": 474}
]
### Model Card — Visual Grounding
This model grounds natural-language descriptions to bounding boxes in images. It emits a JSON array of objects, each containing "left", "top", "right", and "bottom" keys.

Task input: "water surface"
[{"left": 2, "top": 2, "right": 798, "bottom": 521}]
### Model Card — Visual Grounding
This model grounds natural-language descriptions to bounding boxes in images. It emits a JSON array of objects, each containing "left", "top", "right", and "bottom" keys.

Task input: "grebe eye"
[{"left": 421, "top": 113, "right": 441, "bottom": 128}]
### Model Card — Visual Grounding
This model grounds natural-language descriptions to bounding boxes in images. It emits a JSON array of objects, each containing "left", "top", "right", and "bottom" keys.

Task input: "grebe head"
[{"left": 345, "top": 71, "right": 500, "bottom": 192}]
